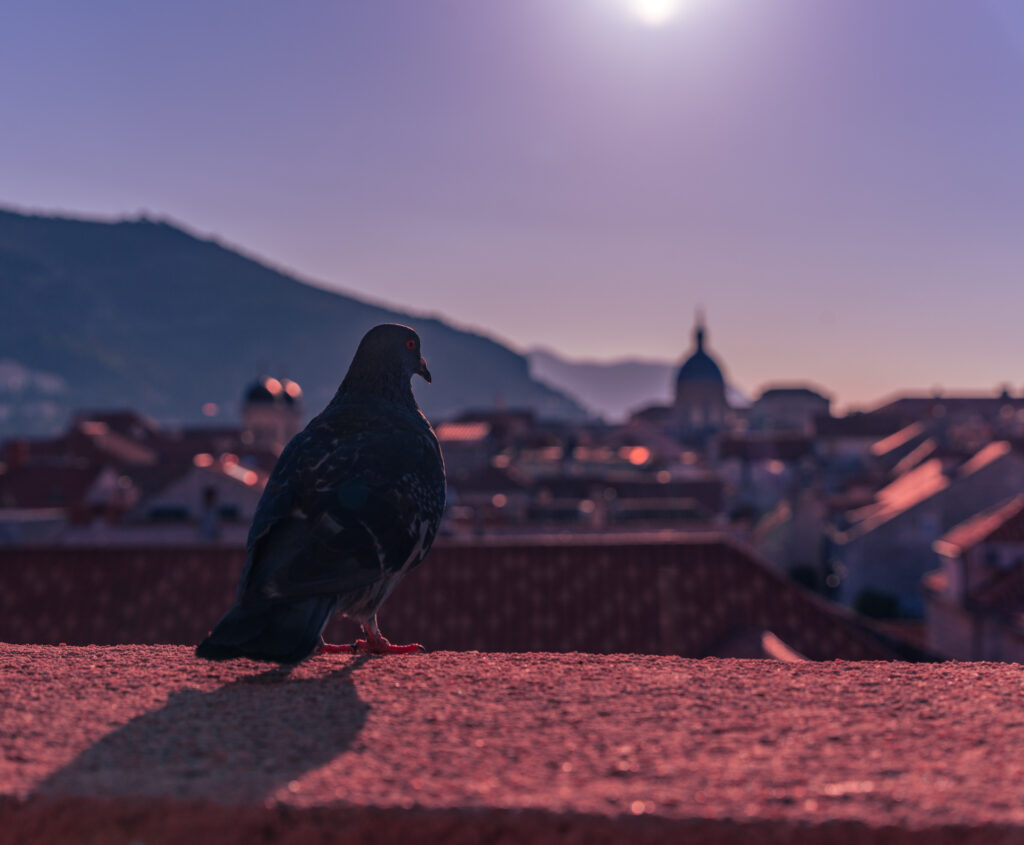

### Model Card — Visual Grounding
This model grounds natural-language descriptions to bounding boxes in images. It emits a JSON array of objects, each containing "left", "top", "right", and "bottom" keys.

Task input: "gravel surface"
[{"left": 1, "top": 645, "right": 1023, "bottom": 843}]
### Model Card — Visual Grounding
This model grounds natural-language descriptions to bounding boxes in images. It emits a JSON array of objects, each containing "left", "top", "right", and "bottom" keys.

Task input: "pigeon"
[{"left": 196, "top": 323, "right": 446, "bottom": 663}]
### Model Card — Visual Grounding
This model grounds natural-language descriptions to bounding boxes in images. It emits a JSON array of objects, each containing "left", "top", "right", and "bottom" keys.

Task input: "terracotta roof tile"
[
  {"left": 0, "top": 465, "right": 102, "bottom": 509},
  {"left": 436, "top": 422, "right": 492, "bottom": 443},
  {"left": 815, "top": 413, "right": 903, "bottom": 438},
  {"left": 449, "top": 464, "right": 529, "bottom": 493},
  {"left": 970, "top": 562, "right": 1024, "bottom": 612},
  {"left": 934, "top": 494, "right": 1024, "bottom": 557},
  {"left": 870, "top": 422, "right": 926, "bottom": 458},
  {"left": 890, "top": 438, "right": 938, "bottom": 476},
  {"left": 957, "top": 441, "right": 1013, "bottom": 478},
  {"left": 847, "top": 458, "right": 949, "bottom": 535}
]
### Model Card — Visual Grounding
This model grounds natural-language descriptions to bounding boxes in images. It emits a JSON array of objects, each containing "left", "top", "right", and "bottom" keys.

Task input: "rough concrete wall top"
[{"left": 2, "top": 645, "right": 1023, "bottom": 844}]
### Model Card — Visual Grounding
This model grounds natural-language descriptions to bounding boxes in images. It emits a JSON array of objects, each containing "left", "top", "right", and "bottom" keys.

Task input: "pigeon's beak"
[{"left": 416, "top": 357, "right": 432, "bottom": 384}]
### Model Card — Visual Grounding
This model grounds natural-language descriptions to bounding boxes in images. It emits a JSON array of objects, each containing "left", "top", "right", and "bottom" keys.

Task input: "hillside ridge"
[{"left": 0, "top": 207, "right": 585, "bottom": 437}]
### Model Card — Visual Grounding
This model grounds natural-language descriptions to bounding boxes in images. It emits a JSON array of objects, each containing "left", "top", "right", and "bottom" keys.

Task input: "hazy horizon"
[{"left": 4, "top": 0, "right": 1024, "bottom": 408}]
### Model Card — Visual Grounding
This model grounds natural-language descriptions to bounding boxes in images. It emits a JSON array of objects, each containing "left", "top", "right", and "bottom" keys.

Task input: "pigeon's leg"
[
  {"left": 355, "top": 615, "right": 424, "bottom": 655},
  {"left": 315, "top": 636, "right": 357, "bottom": 655}
]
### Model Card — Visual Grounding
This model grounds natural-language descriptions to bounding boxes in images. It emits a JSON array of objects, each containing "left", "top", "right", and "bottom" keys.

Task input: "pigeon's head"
[{"left": 349, "top": 324, "right": 432, "bottom": 387}]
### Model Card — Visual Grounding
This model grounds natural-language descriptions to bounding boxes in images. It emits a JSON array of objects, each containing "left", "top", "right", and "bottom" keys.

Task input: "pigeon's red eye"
[{"left": 405, "top": 339, "right": 416, "bottom": 350}]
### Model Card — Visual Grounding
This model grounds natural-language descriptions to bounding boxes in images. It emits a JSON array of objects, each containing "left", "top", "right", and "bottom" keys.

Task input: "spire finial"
[{"left": 694, "top": 307, "right": 706, "bottom": 351}]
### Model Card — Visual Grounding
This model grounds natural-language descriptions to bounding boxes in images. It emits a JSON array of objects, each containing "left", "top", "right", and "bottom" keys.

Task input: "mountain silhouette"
[{"left": 0, "top": 208, "right": 585, "bottom": 437}]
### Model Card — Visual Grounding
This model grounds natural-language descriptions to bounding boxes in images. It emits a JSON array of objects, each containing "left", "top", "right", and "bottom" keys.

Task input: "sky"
[{"left": 3, "top": 0, "right": 1024, "bottom": 409}]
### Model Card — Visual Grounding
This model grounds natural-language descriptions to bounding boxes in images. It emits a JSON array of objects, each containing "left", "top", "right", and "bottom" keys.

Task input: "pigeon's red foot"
[
  {"left": 316, "top": 638, "right": 424, "bottom": 656},
  {"left": 316, "top": 642, "right": 357, "bottom": 655},
  {"left": 355, "top": 636, "right": 425, "bottom": 655}
]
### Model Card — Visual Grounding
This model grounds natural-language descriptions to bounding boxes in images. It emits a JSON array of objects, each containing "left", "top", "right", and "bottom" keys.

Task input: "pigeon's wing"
[{"left": 237, "top": 404, "right": 444, "bottom": 606}]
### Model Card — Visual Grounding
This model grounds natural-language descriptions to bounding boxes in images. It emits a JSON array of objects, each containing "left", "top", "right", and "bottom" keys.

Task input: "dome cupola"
[
  {"left": 242, "top": 376, "right": 304, "bottom": 453},
  {"left": 676, "top": 318, "right": 725, "bottom": 388},
  {"left": 244, "top": 376, "right": 284, "bottom": 405},
  {"left": 673, "top": 313, "right": 729, "bottom": 436}
]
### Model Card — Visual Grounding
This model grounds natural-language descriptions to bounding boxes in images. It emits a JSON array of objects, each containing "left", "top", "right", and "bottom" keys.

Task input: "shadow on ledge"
[{"left": 35, "top": 658, "right": 370, "bottom": 803}]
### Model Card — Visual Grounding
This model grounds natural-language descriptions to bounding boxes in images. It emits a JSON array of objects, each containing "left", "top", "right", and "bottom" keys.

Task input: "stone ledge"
[{"left": 1, "top": 646, "right": 1023, "bottom": 844}]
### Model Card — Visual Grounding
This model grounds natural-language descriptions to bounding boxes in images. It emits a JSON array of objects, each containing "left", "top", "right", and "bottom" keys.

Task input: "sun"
[{"left": 627, "top": 0, "right": 684, "bottom": 26}]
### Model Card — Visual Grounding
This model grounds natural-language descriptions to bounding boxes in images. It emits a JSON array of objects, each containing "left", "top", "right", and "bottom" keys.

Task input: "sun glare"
[{"left": 628, "top": 0, "right": 683, "bottom": 26}]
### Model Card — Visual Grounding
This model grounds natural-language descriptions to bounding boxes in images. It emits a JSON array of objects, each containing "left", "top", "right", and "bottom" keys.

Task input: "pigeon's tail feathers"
[{"left": 195, "top": 596, "right": 338, "bottom": 665}]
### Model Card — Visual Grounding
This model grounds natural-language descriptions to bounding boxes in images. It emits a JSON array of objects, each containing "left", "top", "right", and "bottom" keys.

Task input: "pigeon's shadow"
[{"left": 35, "top": 658, "right": 371, "bottom": 803}]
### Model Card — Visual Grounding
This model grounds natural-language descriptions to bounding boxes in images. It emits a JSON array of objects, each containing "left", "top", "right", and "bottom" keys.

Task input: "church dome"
[
  {"left": 244, "top": 376, "right": 288, "bottom": 405},
  {"left": 675, "top": 321, "right": 725, "bottom": 387},
  {"left": 280, "top": 378, "right": 303, "bottom": 406}
]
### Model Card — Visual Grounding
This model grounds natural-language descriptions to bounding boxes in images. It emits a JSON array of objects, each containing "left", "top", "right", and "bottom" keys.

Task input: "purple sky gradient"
[{"left": 3, "top": 0, "right": 1024, "bottom": 408}]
